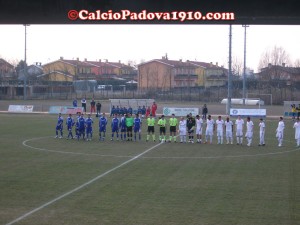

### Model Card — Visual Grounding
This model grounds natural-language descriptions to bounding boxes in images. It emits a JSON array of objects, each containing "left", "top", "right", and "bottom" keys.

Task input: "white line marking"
[
  {"left": 6, "top": 141, "right": 163, "bottom": 225},
  {"left": 23, "top": 136, "right": 300, "bottom": 160},
  {"left": 22, "top": 137, "right": 134, "bottom": 158}
]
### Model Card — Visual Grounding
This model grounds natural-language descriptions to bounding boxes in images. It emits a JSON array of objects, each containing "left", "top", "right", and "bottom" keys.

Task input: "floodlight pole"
[
  {"left": 242, "top": 24, "right": 249, "bottom": 105},
  {"left": 227, "top": 24, "right": 232, "bottom": 115},
  {"left": 24, "top": 24, "right": 30, "bottom": 100}
]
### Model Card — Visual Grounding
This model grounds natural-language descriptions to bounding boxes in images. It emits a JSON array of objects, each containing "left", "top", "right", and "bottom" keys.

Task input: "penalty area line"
[{"left": 5, "top": 141, "right": 163, "bottom": 225}]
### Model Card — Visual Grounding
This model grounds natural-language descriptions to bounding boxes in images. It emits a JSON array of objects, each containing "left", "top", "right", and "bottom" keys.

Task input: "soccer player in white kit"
[
  {"left": 276, "top": 117, "right": 285, "bottom": 147},
  {"left": 258, "top": 118, "right": 266, "bottom": 146},
  {"left": 216, "top": 116, "right": 224, "bottom": 144},
  {"left": 224, "top": 117, "right": 234, "bottom": 144},
  {"left": 293, "top": 117, "right": 300, "bottom": 147},
  {"left": 178, "top": 117, "right": 187, "bottom": 143},
  {"left": 235, "top": 115, "right": 244, "bottom": 145},
  {"left": 205, "top": 115, "right": 215, "bottom": 144},
  {"left": 195, "top": 115, "right": 203, "bottom": 143},
  {"left": 245, "top": 117, "right": 254, "bottom": 147}
]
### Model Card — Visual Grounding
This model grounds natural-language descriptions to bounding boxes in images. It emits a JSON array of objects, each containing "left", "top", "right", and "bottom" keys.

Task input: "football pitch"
[{"left": 0, "top": 113, "right": 300, "bottom": 225}]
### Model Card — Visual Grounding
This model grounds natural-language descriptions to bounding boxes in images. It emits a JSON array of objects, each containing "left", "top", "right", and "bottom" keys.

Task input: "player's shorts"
[
  {"left": 226, "top": 131, "right": 233, "bottom": 138},
  {"left": 99, "top": 126, "right": 106, "bottom": 132},
  {"left": 120, "top": 127, "right": 126, "bottom": 132},
  {"left": 217, "top": 129, "right": 223, "bottom": 137},
  {"left": 196, "top": 127, "right": 202, "bottom": 135},
  {"left": 86, "top": 127, "right": 92, "bottom": 134},
  {"left": 147, "top": 126, "right": 154, "bottom": 133},
  {"left": 245, "top": 131, "right": 253, "bottom": 138},
  {"left": 160, "top": 127, "right": 166, "bottom": 134},
  {"left": 170, "top": 126, "right": 176, "bottom": 133},
  {"left": 179, "top": 128, "right": 186, "bottom": 136},
  {"left": 112, "top": 127, "right": 119, "bottom": 133},
  {"left": 276, "top": 131, "right": 283, "bottom": 139},
  {"left": 67, "top": 125, "right": 72, "bottom": 131},
  {"left": 56, "top": 125, "right": 63, "bottom": 130},
  {"left": 79, "top": 128, "right": 85, "bottom": 134},
  {"left": 205, "top": 129, "right": 213, "bottom": 136},
  {"left": 188, "top": 128, "right": 194, "bottom": 135},
  {"left": 236, "top": 129, "right": 243, "bottom": 137},
  {"left": 126, "top": 126, "right": 133, "bottom": 132},
  {"left": 134, "top": 126, "right": 141, "bottom": 133}
]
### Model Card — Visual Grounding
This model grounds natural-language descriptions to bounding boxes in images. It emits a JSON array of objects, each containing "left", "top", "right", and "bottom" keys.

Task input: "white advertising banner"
[
  {"left": 230, "top": 108, "right": 266, "bottom": 118},
  {"left": 8, "top": 105, "right": 34, "bottom": 113},
  {"left": 163, "top": 107, "right": 199, "bottom": 117}
]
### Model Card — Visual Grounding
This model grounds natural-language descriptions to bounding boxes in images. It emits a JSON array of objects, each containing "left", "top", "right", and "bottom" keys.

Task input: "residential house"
[
  {"left": 39, "top": 57, "right": 94, "bottom": 82},
  {"left": 138, "top": 58, "right": 198, "bottom": 91},
  {"left": 189, "top": 61, "right": 228, "bottom": 87},
  {"left": 257, "top": 63, "right": 300, "bottom": 85},
  {"left": 0, "top": 58, "right": 15, "bottom": 81}
]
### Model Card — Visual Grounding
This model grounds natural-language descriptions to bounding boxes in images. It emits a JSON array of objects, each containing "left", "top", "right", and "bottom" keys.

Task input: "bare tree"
[
  {"left": 232, "top": 56, "right": 243, "bottom": 76},
  {"left": 294, "top": 59, "right": 300, "bottom": 68},
  {"left": 258, "top": 45, "right": 291, "bottom": 70}
]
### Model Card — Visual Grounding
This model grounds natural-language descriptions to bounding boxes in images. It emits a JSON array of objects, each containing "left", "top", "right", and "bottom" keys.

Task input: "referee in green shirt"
[
  {"left": 158, "top": 115, "right": 167, "bottom": 142},
  {"left": 146, "top": 114, "right": 156, "bottom": 142},
  {"left": 169, "top": 113, "right": 178, "bottom": 142},
  {"left": 126, "top": 113, "right": 134, "bottom": 141}
]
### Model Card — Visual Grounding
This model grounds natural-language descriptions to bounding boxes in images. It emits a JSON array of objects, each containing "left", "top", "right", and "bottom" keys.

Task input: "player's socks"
[
  {"left": 159, "top": 136, "right": 162, "bottom": 141},
  {"left": 173, "top": 136, "right": 176, "bottom": 142},
  {"left": 152, "top": 135, "right": 155, "bottom": 141},
  {"left": 147, "top": 134, "right": 150, "bottom": 141},
  {"left": 169, "top": 136, "right": 172, "bottom": 142},
  {"left": 139, "top": 133, "right": 141, "bottom": 140}
]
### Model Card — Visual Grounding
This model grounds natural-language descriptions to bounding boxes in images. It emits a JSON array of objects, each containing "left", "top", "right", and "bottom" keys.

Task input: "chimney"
[
  {"left": 99, "top": 59, "right": 101, "bottom": 62},
  {"left": 268, "top": 63, "right": 272, "bottom": 68},
  {"left": 36, "top": 62, "right": 38, "bottom": 65},
  {"left": 119, "top": 60, "right": 121, "bottom": 63},
  {"left": 84, "top": 58, "right": 87, "bottom": 62},
  {"left": 186, "top": 60, "right": 189, "bottom": 62},
  {"left": 162, "top": 56, "right": 165, "bottom": 59},
  {"left": 39, "top": 62, "right": 42, "bottom": 66},
  {"left": 282, "top": 63, "right": 285, "bottom": 67},
  {"left": 60, "top": 56, "right": 63, "bottom": 60},
  {"left": 106, "top": 59, "right": 108, "bottom": 62},
  {"left": 210, "top": 62, "right": 213, "bottom": 67},
  {"left": 165, "top": 53, "right": 168, "bottom": 60},
  {"left": 179, "top": 59, "right": 182, "bottom": 62},
  {"left": 77, "top": 57, "right": 79, "bottom": 61},
  {"left": 216, "top": 62, "right": 218, "bottom": 67}
]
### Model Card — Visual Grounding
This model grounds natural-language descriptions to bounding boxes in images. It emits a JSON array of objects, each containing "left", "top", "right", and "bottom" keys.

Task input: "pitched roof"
[
  {"left": 138, "top": 59, "right": 224, "bottom": 69},
  {"left": 260, "top": 65, "right": 300, "bottom": 74},
  {"left": 0, "top": 58, "right": 14, "bottom": 68}
]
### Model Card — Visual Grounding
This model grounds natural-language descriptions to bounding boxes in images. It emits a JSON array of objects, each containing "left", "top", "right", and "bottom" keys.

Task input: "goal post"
[{"left": 246, "top": 93, "right": 273, "bottom": 105}]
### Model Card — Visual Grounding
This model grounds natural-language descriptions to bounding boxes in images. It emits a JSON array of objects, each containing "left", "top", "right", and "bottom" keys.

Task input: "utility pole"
[{"left": 242, "top": 24, "right": 249, "bottom": 105}]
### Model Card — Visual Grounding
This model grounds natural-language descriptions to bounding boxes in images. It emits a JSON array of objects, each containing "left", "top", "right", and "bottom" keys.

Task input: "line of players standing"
[{"left": 55, "top": 112, "right": 300, "bottom": 147}]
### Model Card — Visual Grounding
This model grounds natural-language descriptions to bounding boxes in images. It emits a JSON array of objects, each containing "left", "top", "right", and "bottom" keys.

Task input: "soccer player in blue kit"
[
  {"left": 55, "top": 113, "right": 64, "bottom": 138},
  {"left": 111, "top": 114, "right": 120, "bottom": 141},
  {"left": 134, "top": 114, "right": 142, "bottom": 141},
  {"left": 85, "top": 114, "right": 93, "bottom": 141},
  {"left": 66, "top": 114, "right": 75, "bottom": 139},
  {"left": 99, "top": 113, "right": 108, "bottom": 141},
  {"left": 77, "top": 114, "right": 86, "bottom": 140},
  {"left": 119, "top": 114, "right": 127, "bottom": 141}
]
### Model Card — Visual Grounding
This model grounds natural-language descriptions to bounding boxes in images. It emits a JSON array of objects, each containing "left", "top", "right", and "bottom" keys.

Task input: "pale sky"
[{"left": 0, "top": 24, "right": 299, "bottom": 72}]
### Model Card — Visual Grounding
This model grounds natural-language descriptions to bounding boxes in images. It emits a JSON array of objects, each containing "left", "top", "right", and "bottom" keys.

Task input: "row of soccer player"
[{"left": 55, "top": 112, "right": 298, "bottom": 146}]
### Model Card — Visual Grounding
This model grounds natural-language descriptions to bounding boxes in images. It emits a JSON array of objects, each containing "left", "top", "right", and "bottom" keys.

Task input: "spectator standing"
[
  {"left": 81, "top": 98, "right": 87, "bottom": 113},
  {"left": 73, "top": 99, "right": 77, "bottom": 107},
  {"left": 90, "top": 98, "right": 96, "bottom": 114},
  {"left": 96, "top": 102, "right": 102, "bottom": 116},
  {"left": 151, "top": 101, "right": 158, "bottom": 117},
  {"left": 202, "top": 104, "right": 208, "bottom": 120}
]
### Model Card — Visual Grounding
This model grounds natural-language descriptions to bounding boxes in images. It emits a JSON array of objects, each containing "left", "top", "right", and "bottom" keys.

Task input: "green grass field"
[{"left": 0, "top": 114, "right": 300, "bottom": 225}]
